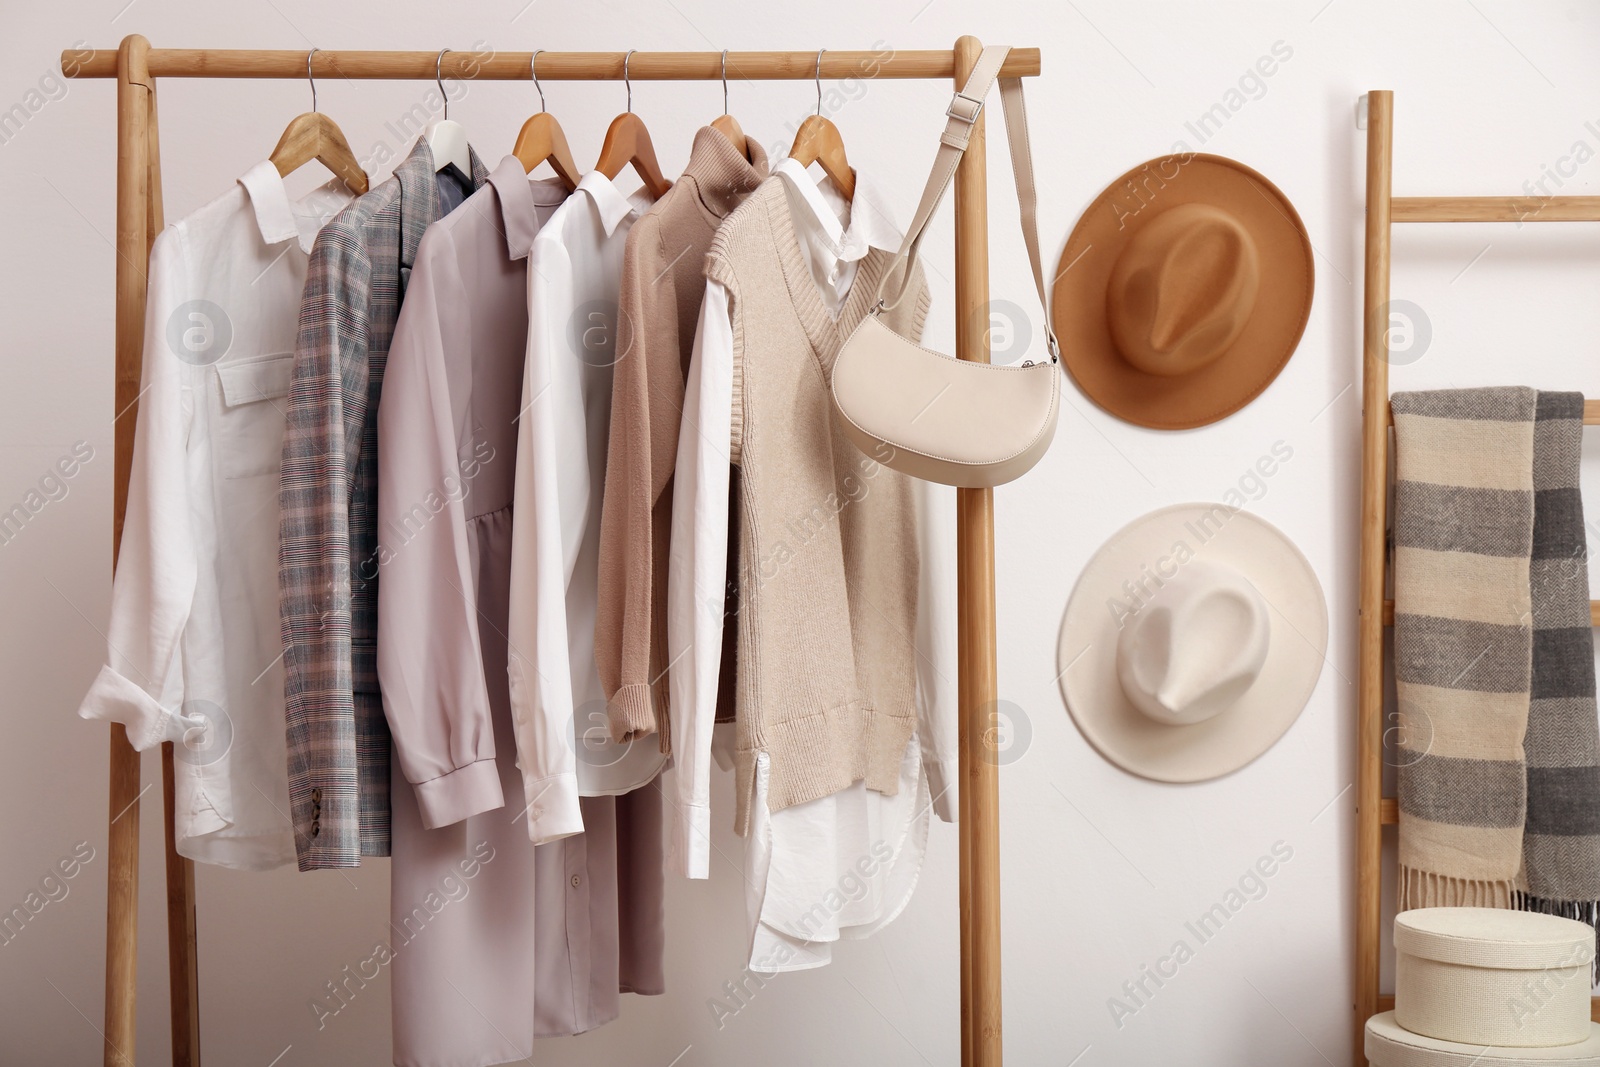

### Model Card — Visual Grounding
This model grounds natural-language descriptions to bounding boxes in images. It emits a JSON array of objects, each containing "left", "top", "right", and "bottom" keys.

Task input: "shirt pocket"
[{"left": 213, "top": 352, "right": 294, "bottom": 480}]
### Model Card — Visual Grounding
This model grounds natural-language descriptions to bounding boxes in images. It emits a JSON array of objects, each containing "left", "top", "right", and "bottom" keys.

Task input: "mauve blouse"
[{"left": 376, "top": 155, "right": 664, "bottom": 1067}]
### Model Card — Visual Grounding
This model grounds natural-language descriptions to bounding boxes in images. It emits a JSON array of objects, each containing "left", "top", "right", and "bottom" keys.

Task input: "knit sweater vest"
[{"left": 704, "top": 176, "right": 931, "bottom": 834}]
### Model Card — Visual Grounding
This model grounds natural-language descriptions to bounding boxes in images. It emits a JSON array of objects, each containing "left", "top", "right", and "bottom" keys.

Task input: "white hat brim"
[
  {"left": 1365, "top": 1012, "right": 1600, "bottom": 1066},
  {"left": 1056, "top": 503, "right": 1328, "bottom": 783}
]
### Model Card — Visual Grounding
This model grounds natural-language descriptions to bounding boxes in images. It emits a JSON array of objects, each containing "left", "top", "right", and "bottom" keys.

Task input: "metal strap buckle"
[{"left": 946, "top": 91, "right": 984, "bottom": 125}]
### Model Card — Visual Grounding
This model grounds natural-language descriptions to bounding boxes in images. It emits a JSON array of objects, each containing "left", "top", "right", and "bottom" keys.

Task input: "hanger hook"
[
  {"left": 436, "top": 48, "right": 450, "bottom": 121},
  {"left": 307, "top": 48, "right": 318, "bottom": 113},
  {"left": 531, "top": 49, "right": 546, "bottom": 113},
  {"left": 721, "top": 49, "right": 730, "bottom": 116},
  {"left": 623, "top": 49, "right": 635, "bottom": 113},
  {"left": 814, "top": 49, "right": 824, "bottom": 117}
]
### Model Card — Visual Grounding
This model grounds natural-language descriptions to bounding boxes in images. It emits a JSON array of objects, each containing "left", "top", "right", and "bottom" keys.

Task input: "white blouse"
[
  {"left": 505, "top": 171, "right": 669, "bottom": 846},
  {"left": 77, "top": 162, "right": 351, "bottom": 869},
  {"left": 667, "top": 159, "right": 959, "bottom": 971}
]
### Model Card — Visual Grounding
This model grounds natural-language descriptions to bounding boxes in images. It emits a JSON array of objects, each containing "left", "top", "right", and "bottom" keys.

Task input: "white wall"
[{"left": 5, "top": 1, "right": 1600, "bottom": 1064}]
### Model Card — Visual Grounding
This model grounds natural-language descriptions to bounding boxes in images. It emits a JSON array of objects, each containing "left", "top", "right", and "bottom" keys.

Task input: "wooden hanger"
[
  {"left": 269, "top": 49, "right": 369, "bottom": 195},
  {"left": 424, "top": 49, "right": 472, "bottom": 175},
  {"left": 709, "top": 49, "right": 751, "bottom": 162},
  {"left": 594, "top": 50, "right": 673, "bottom": 199},
  {"left": 787, "top": 49, "right": 854, "bottom": 200},
  {"left": 512, "top": 50, "right": 580, "bottom": 190}
]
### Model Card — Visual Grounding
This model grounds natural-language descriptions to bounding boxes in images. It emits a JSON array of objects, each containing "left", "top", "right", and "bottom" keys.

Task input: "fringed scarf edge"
[{"left": 1399, "top": 865, "right": 1517, "bottom": 911}]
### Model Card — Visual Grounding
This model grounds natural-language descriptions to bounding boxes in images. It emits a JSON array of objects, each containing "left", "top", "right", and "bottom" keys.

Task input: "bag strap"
[{"left": 876, "top": 45, "right": 1059, "bottom": 364}]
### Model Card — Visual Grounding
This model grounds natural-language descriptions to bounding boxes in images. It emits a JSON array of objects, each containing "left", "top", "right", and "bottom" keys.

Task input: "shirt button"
[
  {"left": 570, "top": 874, "right": 582, "bottom": 888},
  {"left": 531, "top": 806, "right": 543, "bottom": 819}
]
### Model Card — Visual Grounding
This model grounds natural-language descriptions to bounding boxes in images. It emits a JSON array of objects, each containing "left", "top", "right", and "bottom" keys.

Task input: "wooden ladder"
[{"left": 1356, "top": 88, "right": 1600, "bottom": 1067}]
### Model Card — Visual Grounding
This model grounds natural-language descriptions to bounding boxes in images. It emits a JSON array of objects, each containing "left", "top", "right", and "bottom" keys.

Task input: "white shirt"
[
  {"left": 667, "top": 160, "right": 959, "bottom": 970},
  {"left": 77, "top": 162, "right": 352, "bottom": 870},
  {"left": 506, "top": 171, "right": 668, "bottom": 845}
]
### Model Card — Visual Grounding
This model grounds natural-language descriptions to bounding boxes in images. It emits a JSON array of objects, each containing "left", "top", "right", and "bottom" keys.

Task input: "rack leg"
[
  {"left": 105, "top": 32, "right": 154, "bottom": 1067},
  {"left": 104, "top": 714, "right": 141, "bottom": 1067},
  {"left": 162, "top": 738, "right": 201, "bottom": 1067},
  {"left": 137, "top": 76, "right": 203, "bottom": 1067},
  {"left": 1355, "top": 88, "right": 1395, "bottom": 1067},
  {"left": 958, "top": 522, "right": 974, "bottom": 1067},
  {"left": 953, "top": 34, "right": 1003, "bottom": 1067}
]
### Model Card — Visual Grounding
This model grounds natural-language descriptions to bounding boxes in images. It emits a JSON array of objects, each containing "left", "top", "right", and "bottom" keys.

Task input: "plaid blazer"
[{"left": 279, "top": 141, "right": 488, "bottom": 869}]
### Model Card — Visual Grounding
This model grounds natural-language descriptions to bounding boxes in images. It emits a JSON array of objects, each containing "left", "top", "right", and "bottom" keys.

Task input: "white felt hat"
[{"left": 1056, "top": 503, "right": 1328, "bottom": 783}]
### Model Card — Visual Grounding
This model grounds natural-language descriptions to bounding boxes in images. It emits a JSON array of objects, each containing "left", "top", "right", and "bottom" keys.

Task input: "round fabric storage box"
[
  {"left": 1367, "top": 1012, "right": 1600, "bottom": 1067},
  {"left": 1395, "top": 908, "right": 1595, "bottom": 1048}
]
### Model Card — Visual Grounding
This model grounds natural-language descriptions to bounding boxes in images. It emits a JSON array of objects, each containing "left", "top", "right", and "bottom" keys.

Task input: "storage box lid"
[
  {"left": 1396, "top": 908, "right": 1595, "bottom": 971},
  {"left": 1367, "top": 1012, "right": 1600, "bottom": 1066}
]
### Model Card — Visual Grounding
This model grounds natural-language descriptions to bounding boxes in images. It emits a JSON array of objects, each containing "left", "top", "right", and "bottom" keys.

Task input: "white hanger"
[{"left": 424, "top": 48, "right": 471, "bottom": 175}]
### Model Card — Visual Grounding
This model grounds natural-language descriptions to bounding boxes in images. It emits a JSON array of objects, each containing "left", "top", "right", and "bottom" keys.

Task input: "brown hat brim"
[{"left": 1053, "top": 154, "right": 1314, "bottom": 430}]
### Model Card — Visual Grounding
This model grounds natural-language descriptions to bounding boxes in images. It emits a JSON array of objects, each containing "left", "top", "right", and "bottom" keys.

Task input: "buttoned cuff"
[
  {"left": 411, "top": 759, "right": 504, "bottom": 829},
  {"left": 607, "top": 682, "right": 658, "bottom": 743},
  {"left": 77, "top": 664, "right": 191, "bottom": 752},
  {"left": 519, "top": 771, "right": 584, "bottom": 844},
  {"left": 667, "top": 799, "right": 711, "bottom": 879},
  {"left": 924, "top": 756, "right": 960, "bottom": 823}
]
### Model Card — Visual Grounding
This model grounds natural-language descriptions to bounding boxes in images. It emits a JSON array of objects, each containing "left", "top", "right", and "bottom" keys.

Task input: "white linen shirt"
[
  {"left": 77, "top": 162, "right": 352, "bottom": 870},
  {"left": 667, "top": 160, "right": 959, "bottom": 970},
  {"left": 507, "top": 171, "right": 668, "bottom": 845}
]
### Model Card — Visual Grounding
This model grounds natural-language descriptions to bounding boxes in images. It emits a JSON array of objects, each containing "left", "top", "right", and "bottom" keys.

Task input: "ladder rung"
[
  {"left": 1384, "top": 400, "right": 1600, "bottom": 425},
  {"left": 1382, "top": 599, "right": 1600, "bottom": 626},
  {"left": 1380, "top": 797, "right": 1397, "bottom": 825},
  {"left": 1392, "top": 195, "right": 1600, "bottom": 222}
]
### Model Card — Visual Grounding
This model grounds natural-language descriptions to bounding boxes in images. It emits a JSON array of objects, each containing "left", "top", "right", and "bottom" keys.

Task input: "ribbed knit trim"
[
  {"left": 703, "top": 247, "right": 745, "bottom": 465},
  {"left": 734, "top": 701, "right": 918, "bottom": 833},
  {"left": 911, "top": 274, "right": 932, "bottom": 348},
  {"left": 760, "top": 181, "right": 900, "bottom": 365},
  {"left": 682, "top": 127, "right": 769, "bottom": 220},
  {"left": 607, "top": 682, "right": 659, "bottom": 745}
]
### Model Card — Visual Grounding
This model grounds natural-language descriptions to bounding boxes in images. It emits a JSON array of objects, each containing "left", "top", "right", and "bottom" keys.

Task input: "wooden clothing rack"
[
  {"left": 1356, "top": 89, "right": 1600, "bottom": 1066},
  {"left": 63, "top": 35, "right": 1042, "bottom": 1067}
]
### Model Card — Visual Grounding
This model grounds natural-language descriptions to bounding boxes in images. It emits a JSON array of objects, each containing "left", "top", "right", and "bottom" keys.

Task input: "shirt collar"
[
  {"left": 575, "top": 170, "right": 642, "bottom": 236},
  {"left": 773, "top": 157, "right": 903, "bottom": 263},
  {"left": 237, "top": 161, "right": 307, "bottom": 251},
  {"left": 396, "top": 138, "right": 492, "bottom": 266},
  {"left": 482, "top": 155, "right": 569, "bottom": 259}
]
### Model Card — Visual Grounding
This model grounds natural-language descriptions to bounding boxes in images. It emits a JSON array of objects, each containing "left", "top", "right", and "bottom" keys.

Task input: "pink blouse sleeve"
[{"left": 375, "top": 226, "right": 503, "bottom": 828}]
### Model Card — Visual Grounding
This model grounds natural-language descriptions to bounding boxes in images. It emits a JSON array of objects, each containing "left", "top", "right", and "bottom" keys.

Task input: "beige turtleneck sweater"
[{"left": 596, "top": 128, "right": 769, "bottom": 747}]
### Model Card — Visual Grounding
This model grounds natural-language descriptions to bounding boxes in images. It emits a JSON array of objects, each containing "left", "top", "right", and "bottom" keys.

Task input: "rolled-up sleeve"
[
  {"left": 78, "top": 226, "right": 201, "bottom": 752},
  {"left": 375, "top": 227, "right": 503, "bottom": 829}
]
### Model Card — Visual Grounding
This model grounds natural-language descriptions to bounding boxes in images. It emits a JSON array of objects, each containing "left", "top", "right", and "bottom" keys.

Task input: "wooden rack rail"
[
  {"left": 63, "top": 35, "right": 1041, "bottom": 1067},
  {"left": 63, "top": 46, "right": 1041, "bottom": 80},
  {"left": 1356, "top": 89, "right": 1600, "bottom": 1067}
]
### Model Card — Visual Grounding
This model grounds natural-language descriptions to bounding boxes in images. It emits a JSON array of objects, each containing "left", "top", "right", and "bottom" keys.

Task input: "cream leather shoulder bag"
[{"left": 830, "top": 44, "right": 1059, "bottom": 488}]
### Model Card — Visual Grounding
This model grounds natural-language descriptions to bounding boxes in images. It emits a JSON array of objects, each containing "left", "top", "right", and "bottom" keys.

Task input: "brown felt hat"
[{"left": 1053, "top": 154, "right": 1314, "bottom": 430}]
